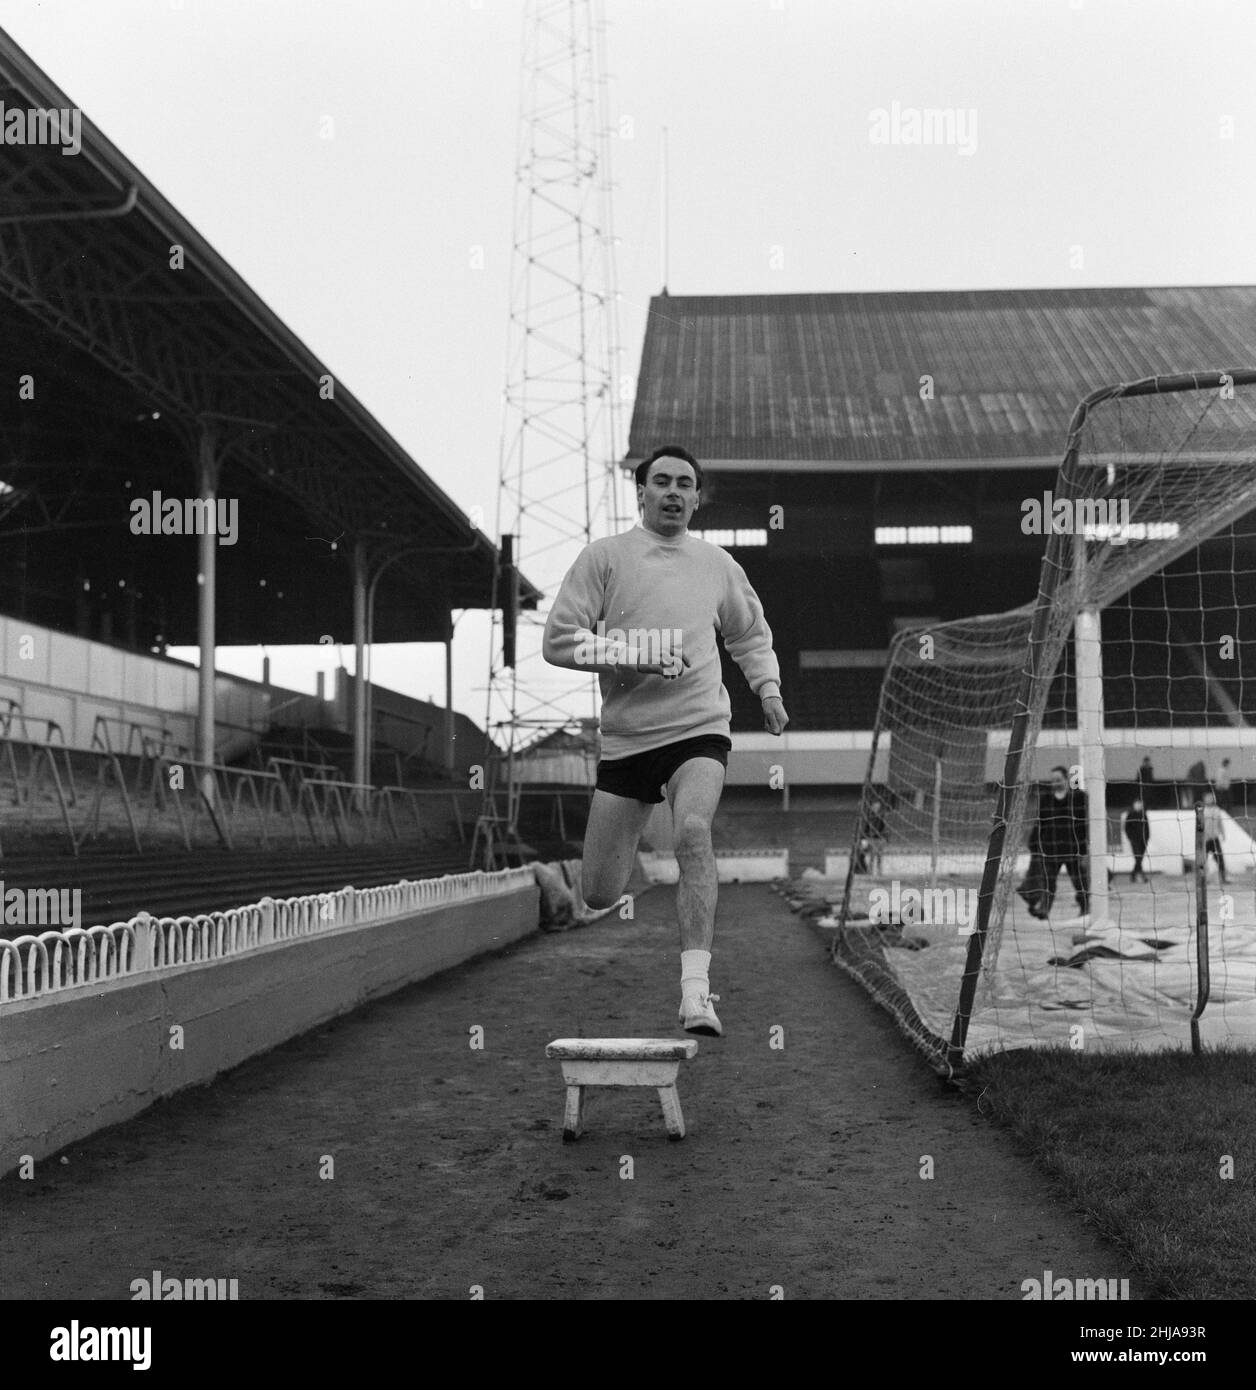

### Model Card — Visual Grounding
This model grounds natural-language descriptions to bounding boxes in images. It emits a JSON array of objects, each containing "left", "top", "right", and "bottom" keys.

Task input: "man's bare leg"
[
  {"left": 665, "top": 756, "right": 726, "bottom": 951},
  {"left": 666, "top": 757, "right": 727, "bottom": 1035},
  {"left": 581, "top": 789, "right": 655, "bottom": 910}
]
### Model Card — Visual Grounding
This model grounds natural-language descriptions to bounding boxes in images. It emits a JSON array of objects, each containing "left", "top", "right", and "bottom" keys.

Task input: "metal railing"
[
  {"left": 470, "top": 786, "right": 591, "bottom": 870},
  {"left": 1, "top": 699, "right": 473, "bottom": 857},
  {"left": 146, "top": 756, "right": 288, "bottom": 851},
  {"left": 0, "top": 866, "right": 538, "bottom": 1003},
  {"left": 91, "top": 715, "right": 189, "bottom": 795},
  {"left": 1, "top": 701, "right": 140, "bottom": 856}
]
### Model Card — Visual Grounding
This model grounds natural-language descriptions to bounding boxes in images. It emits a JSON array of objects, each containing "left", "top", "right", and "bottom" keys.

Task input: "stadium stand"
[
  {"left": 628, "top": 289, "right": 1256, "bottom": 788},
  {"left": 0, "top": 843, "right": 469, "bottom": 936},
  {"left": 0, "top": 31, "right": 552, "bottom": 904}
]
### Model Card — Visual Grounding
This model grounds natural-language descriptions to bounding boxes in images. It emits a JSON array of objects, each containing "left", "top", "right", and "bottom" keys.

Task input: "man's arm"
[
  {"left": 718, "top": 558, "right": 788, "bottom": 733},
  {"left": 542, "top": 546, "right": 689, "bottom": 678}
]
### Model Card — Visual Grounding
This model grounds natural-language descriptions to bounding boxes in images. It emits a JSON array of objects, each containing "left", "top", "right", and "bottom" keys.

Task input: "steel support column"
[
  {"left": 196, "top": 425, "right": 220, "bottom": 805},
  {"left": 353, "top": 541, "right": 369, "bottom": 795},
  {"left": 445, "top": 614, "right": 456, "bottom": 774}
]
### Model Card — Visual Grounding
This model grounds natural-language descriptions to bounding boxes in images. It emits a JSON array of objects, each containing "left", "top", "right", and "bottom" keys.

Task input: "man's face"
[
  {"left": 638, "top": 458, "right": 699, "bottom": 536},
  {"left": 1051, "top": 771, "right": 1068, "bottom": 796}
]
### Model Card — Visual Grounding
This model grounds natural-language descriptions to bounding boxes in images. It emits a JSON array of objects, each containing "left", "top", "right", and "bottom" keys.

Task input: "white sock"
[{"left": 680, "top": 948, "right": 711, "bottom": 999}]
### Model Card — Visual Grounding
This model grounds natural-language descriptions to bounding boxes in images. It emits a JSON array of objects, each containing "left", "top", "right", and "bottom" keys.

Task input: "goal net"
[{"left": 834, "top": 371, "right": 1256, "bottom": 1074}]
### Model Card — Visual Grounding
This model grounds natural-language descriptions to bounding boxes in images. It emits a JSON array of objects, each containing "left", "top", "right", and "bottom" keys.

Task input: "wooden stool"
[{"left": 545, "top": 1038, "right": 699, "bottom": 1140}]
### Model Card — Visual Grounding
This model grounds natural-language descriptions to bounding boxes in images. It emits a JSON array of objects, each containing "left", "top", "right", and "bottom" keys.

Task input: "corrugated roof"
[{"left": 627, "top": 288, "right": 1256, "bottom": 465}]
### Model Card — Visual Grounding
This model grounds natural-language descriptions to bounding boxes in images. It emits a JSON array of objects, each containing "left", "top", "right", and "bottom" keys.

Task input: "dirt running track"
[{"left": 0, "top": 882, "right": 1134, "bottom": 1300}]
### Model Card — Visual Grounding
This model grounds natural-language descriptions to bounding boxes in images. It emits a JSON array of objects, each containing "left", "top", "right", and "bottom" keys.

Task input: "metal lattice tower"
[{"left": 475, "top": 0, "right": 626, "bottom": 867}]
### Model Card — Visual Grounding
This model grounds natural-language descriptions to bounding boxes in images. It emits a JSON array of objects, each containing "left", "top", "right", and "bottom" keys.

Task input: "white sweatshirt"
[{"left": 542, "top": 523, "right": 781, "bottom": 760}]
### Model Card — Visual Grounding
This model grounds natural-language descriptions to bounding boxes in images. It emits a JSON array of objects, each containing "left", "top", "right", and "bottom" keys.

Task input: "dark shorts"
[{"left": 595, "top": 735, "right": 732, "bottom": 804}]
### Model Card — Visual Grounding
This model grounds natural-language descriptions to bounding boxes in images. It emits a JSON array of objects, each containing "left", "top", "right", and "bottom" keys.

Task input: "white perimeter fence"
[{"left": 0, "top": 867, "right": 537, "bottom": 1004}]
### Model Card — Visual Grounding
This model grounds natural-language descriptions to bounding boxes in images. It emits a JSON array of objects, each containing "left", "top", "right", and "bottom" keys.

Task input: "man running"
[{"left": 542, "top": 444, "right": 789, "bottom": 1036}]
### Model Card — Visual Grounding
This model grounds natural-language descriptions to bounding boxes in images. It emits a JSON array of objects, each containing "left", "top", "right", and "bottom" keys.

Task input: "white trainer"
[{"left": 679, "top": 992, "right": 723, "bottom": 1037}]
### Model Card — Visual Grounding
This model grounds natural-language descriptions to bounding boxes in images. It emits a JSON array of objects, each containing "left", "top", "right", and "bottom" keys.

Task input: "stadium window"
[
  {"left": 875, "top": 525, "right": 972, "bottom": 545},
  {"left": 1082, "top": 520, "right": 1181, "bottom": 543},
  {"left": 690, "top": 529, "right": 767, "bottom": 548}
]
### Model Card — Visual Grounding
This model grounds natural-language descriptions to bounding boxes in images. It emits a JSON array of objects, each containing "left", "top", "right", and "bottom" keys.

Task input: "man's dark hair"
[
  {"left": 636, "top": 444, "right": 702, "bottom": 491},
  {"left": 1050, "top": 765, "right": 1070, "bottom": 779}
]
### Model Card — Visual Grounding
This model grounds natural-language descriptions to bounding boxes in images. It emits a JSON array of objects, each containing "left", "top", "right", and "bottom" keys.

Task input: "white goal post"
[{"left": 834, "top": 368, "right": 1256, "bottom": 1075}]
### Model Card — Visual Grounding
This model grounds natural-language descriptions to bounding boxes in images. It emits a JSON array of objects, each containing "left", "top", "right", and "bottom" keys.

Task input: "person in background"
[
  {"left": 1214, "top": 757, "right": 1232, "bottom": 813},
  {"left": 1029, "top": 765, "right": 1090, "bottom": 919},
  {"left": 854, "top": 795, "right": 887, "bottom": 875},
  {"left": 1201, "top": 791, "right": 1228, "bottom": 886},
  {"left": 1137, "top": 754, "right": 1156, "bottom": 800},
  {"left": 1018, "top": 820, "right": 1048, "bottom": 918},
  {"left": 1123, "top": 798, "right": 1150, "bottom": 883}
]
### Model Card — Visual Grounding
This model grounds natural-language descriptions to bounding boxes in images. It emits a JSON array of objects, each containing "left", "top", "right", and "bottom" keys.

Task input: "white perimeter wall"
[
  {"left": 0, "top": 613, "right": 306, "bottom": 755},
  {"left": 0, "top": 882, "right": 539, "bottom": 1173},
  {"left": 728, "top": 732, "right": 883, "bottom": 787},
  {"left": 729, "top": 729, "right": 1256, "bottom": 789}
]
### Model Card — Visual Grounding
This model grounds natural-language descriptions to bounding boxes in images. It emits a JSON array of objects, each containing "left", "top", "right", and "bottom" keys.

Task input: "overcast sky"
[{"left": 3, "top": 0, "right": 1254, "bottom": 729}]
